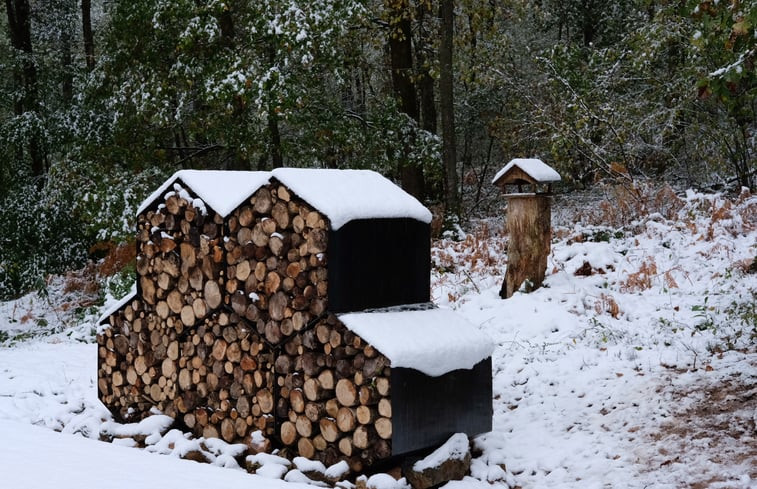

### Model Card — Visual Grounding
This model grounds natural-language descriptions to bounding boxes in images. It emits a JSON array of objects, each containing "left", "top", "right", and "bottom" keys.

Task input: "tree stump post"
[{"left": 491, "top": 159, "right": 561, "bottom": 299}]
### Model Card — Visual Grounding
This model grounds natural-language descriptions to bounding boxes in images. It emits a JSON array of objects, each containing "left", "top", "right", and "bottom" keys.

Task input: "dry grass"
[
  {"left": 585, "top": 182, "right": 684, "bottom": 228},
  {"left": 594, "top": 293, "right": 620, "bottom": 318},
  {"left": 95, "top": 240, "right": 136, "bottom": 277},
  {"left": 432, "top": 220, "right": 507, "bottom": 275},
  {"left": 621, "top": 257, "right": 658, "bottom": 292},
  {"left": 431, "top": 220, "right": 507, "bottom": 303}
]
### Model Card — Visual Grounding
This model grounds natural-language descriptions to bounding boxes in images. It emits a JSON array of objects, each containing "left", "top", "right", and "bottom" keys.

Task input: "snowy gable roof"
[
  {"left": 137, "top": 170, "right": 271, "bottom": 217},
  {"left": 338, "top": 307, "right": 494, "bottom": 377},
  {"left": 492, "top": 158, "right": 561, "bottom": 185},
  {"left": 271, "top": 168, "right": 432, "bottom": 230}
]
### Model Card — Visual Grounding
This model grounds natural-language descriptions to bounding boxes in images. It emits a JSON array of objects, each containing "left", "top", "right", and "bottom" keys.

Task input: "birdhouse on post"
[{"left": 492, "top": 158, "right": 560, "bottom": 299}]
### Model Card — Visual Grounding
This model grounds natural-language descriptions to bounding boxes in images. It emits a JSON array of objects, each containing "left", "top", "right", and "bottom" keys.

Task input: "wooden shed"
[{"left": 97, "top": 168, "right": 493, "bottom": 471}]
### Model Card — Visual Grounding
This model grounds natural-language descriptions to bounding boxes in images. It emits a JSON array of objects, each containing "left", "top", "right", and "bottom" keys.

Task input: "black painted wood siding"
[
  {"left": 390, "top": 358, "right": 493, "bottom": 456},
  {"left": 327, "top": 218, "right": 430, "bottom": 313}
]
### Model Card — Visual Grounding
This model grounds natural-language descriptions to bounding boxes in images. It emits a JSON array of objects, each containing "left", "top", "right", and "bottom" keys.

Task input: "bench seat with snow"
[{"left": 97, "top": 168, "right": 493, "bottom": 472}]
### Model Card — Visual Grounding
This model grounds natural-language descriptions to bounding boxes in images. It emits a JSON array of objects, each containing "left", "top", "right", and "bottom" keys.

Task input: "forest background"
[{"left": 1, "top": 0, "right": 755, "bottom": 299}]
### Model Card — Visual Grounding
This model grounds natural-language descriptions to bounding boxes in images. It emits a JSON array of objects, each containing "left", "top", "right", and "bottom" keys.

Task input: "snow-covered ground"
[{"left": 1, "top": 187, "right": 755, "bottom": 488}]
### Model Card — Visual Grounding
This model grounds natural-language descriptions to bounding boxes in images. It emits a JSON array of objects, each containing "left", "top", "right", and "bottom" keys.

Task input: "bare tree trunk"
[
  {"left": 6, "top": 0, "right": 23, "bottom": 118},
  {"left": 417, "top": 2, "right": 437, "bottom": 135},
  {"left": 268, "top": 111, "right": 283, "bottom": 169},
  {"left": 6, "top": 0, "right": 45, "bottom": 182},
  {"left": 82, "top": 0, "right": 95, "bottom": 70},
  {"left": 386, "top": 0, "right": 424, "bottom": 200},
  {"left": 416, "top": 1, "right": 438, "bottom": 200},
  {"left": 219, "top": 4, "right": 234, "bottom": 45},
  {"left": 266, "top": 42, "right": 283, "bottom": 170},
  {"left": 439, "top": 0, "right": 458, "bottom": 213},
  {"left": 581, "top": 0, "right": 597, "bottom": 47}
]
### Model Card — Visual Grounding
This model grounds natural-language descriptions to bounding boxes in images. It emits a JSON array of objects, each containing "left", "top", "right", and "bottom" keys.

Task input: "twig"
[{"left": 462, "top": 269, "right": 481, "bottom": 293}]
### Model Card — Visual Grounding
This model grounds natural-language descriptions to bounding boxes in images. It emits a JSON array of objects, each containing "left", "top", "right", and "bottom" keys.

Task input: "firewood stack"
[
  {"left": 99, "top": 180, "right": 221, "bottom": 423},
  {"left": 273, "top": 313, "right": 393, "bottom": 472},
  {"left": 222, "top": 184, "right": 329, "bottom": 347},
  {"left": 176, "top": 311, "right": 276, "bottom": 441},
  {"left": 98, "top": 178, "right": 277, "bottom": 442},
  {"left": 97, "top": 296, "right": 155, "bottom": 417},
  {"left": 98, "top": 169, "right": 492, "bottom": 470}
]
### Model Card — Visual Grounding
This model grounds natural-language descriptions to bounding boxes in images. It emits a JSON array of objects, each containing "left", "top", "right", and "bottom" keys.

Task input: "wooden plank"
[
  {"left": 390, "top": 358, "right": 492, "bottom": 456},
  {"left": 328, "top": 218, "right": 430, "bottom": 313}
]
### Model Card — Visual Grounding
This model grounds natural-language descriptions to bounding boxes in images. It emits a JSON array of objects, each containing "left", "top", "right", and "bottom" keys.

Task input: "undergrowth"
[
  {"left": 583, "top": 181, "right": 684, "bottom": 228},
  {"left": 431, "top": 220, "right": 506, "bottom": 302}
]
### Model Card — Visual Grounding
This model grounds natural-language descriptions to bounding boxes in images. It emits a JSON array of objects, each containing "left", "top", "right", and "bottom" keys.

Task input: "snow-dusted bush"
[
  {"left": 0, "top": 162, "right": 156, "bottom": 300},
  {"left": 0, "top": 183, "right": 90, "bottom": 300}
]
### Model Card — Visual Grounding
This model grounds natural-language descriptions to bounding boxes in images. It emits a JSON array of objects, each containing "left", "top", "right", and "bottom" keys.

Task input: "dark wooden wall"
[
  {"left": 327, "top": 218, "right": 430, "bottom": 313},
  {"left": 390, "top": 358, "right": 493, "bottom": 456}
]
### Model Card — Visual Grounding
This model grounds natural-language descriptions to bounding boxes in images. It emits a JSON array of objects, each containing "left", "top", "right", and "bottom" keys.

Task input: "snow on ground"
[
  {"left": 0, "top": 419, "right": 316, "bottom": 489},
  {"left": 433, "top": 188, "right": 757, "bottom": 489},
  {"left": 1, "top": 186, "right": 755, "bottom": 488}
]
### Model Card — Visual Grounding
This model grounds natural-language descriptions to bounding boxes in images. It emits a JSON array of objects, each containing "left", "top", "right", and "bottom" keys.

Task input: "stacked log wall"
[
  {"left": 223, "top": 183, "right": 329, "bottom": 348},
  {"left": 97, "top": 298, "right": 158, "bottom": 420},
  {"left": 135, "top": 180, "right": 225, "bottom": 324},
  {"left": 177, "top": 311, "right": 276, "bottom": 442},
  {"left": 98, "top": 178, "right": 396, "bottom": 467},
  {"left": 274, "top": 313, "right": 393, "bottom": 472},
  {"left": 98, "top": 181, "right": 276, "bottom": 441}
]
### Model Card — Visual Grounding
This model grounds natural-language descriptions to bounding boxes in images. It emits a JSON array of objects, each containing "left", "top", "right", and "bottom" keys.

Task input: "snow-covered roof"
[
  {"left": 271, "top": 168, "right": 432, "bottom": 230},
  {"left": 338, "top": 307, "right": 494, "bottom": 377},
  {"left": 136, "top": 168, "right": 431, "bottom": 229},
  {"left": 137, "top": 170, "right": 271, "bottom": 217},
  {"left": 98, "top": 286, "right": 138, "bottom": 326},
  {"left": 492, "top": 158, "right": 561, "bottom": 184}
]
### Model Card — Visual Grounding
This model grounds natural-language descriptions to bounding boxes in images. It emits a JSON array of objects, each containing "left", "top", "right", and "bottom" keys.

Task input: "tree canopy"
[{"left": 1, "top": 0, "right": 755, "bottom": 297}]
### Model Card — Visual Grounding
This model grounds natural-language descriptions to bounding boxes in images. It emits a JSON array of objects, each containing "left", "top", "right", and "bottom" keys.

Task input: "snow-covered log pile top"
[
  {"left": 338, "top": 307, "right": 493, "bottom": 376},
  {"left": 137, "top": 170, "right": 271, "bottom": 217},
  {"left": 136, "top": 168, "right": 432, "bottom": 230},
  {"left": 271, "top": 168, "right": 432, "bottom": 230}
]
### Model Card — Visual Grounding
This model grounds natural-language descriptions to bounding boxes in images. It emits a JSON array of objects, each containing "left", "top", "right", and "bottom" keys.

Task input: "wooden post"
[
  {"left": 491, "top": 159, "right": 560, "bottom": 299},
  {"left": 501, "top": 194, "right": 551, "bottom": 298}
]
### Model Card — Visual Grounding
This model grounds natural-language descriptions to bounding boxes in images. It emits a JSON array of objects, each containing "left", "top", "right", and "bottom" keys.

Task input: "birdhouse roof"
[
  {"left": 338, "top": 306, "right": 494, "bottom": 377},
  {"left": 492, "top": 158, "right": 561, "bottom": 185},
  {"left": 271, "top": 168, "right": 432, "bottom": 230},
  {"left": 137, "top": 170, "right": 271, "bottom": 217}
]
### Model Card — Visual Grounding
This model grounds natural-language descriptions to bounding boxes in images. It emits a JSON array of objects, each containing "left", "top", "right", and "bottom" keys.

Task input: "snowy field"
[{"left": 1, "top": 187, "right": 756, "bottom": 489}]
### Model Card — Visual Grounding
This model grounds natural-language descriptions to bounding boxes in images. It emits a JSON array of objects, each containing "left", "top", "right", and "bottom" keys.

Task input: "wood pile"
[
  {"left": 135, "top": 183, "right": 224, "bottom": 321},
  {"left": 98, "top": 181, "right": 276, "bottom": 442},
  {"left": 97, "top": 170, "right": 494, "bottom": 476},
  {"left": 223, "top": 184, "right": 329, "bottom": 347},
  {"left": 274, "top": 313, "right": 393, "bottom": 472},
  {"left": 98, "top": 302, "right": 277, "bottom": 441},
  {"left": 97, "top": 297, "right": 156, "bottom": 418},
  {"left": 98, "top": 179, "right": 394, "bottom": 465}
]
